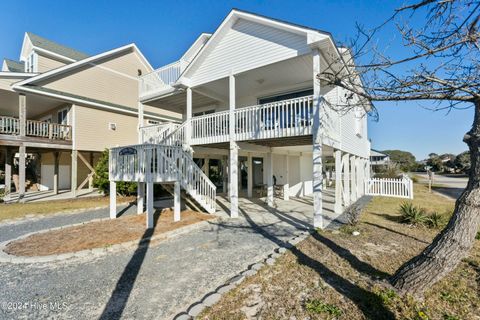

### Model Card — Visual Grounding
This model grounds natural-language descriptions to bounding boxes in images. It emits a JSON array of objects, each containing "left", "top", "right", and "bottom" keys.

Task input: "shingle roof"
[
  {"left": 4, "top": 59, "right": 25, "bottom": 72},
  {"left": 26, "top": 32, "right": 89, "bottom": 61}
]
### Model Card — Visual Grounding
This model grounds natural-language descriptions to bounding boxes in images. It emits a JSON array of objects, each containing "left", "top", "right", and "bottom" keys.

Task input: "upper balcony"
[
  {"left": 0, "top": 115, "right": 72, "bottom": 145},
  {"left": 139, "top": 60, "right": 189, "bottom": 101}
]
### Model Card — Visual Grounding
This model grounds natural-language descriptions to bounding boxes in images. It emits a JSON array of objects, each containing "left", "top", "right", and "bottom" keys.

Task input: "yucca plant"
[
  {"left": 399, "top": 202, "right": 427, "bottom": 225},
  {"left": 425, "top": 212, "right": 446, "bottom": 229}
]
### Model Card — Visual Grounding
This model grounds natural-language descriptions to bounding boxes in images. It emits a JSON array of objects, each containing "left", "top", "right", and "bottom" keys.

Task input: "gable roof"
[
  {"left": 13, "top": 43, "right": 153, "bottom": 87},
  {"left": 180, "top": 9, "right": 333, "bottom": 81},
  {"left": 26, "top": 32, "right": 90, "bottom": 61},
  {"left": 3, "top": 59, "right": 25, "bottom": 72},
  {"left": 371, "top": 149, "right": 389, "bottom": 157}
]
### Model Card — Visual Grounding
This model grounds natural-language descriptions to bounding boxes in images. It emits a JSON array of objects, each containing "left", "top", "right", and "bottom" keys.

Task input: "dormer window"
[{"left": 25, "top": 52, "right": 36, "bottom": 73}]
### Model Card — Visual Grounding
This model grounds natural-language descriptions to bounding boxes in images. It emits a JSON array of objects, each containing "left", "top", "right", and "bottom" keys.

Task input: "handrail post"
[{"left": 48, "top": 123, "right": 53, "bottom": 139}]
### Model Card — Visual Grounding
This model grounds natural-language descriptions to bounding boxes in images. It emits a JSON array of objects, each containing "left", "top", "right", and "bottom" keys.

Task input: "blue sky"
[{"left": 0, "top": 0, "right": 473, "bottom": 160}]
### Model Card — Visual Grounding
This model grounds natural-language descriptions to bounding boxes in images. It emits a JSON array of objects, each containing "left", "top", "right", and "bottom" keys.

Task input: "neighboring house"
[
  {"left": 109, "top": 9, "right": 372, "bottom": 229},
  {"left": 370, "top": 149, "right": 390, "bottom": 172},
  {"left": 1, "top": 32, "right": 180, "bottom": 200}
]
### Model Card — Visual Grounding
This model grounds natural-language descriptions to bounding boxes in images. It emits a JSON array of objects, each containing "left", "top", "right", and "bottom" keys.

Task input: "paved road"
[
  {"left": 416, "top": 173, "right": 468, "bottom": 199},
  {"left": 0, "top": 198, "right": 310, "bottom": 320}
]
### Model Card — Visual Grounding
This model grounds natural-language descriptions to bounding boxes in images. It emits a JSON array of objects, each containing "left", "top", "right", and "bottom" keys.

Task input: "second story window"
[
  {"left": 57, "top": 108, "right": 68, "bottom": 125},
  {"left": 25, "top": 52, "right": 37, "bottom": 73}
]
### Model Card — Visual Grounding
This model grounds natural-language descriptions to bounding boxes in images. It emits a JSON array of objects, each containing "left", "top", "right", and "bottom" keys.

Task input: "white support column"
[
  {"left": 247, "top": 153, "right": 253, "bottom": 198},
  {"left": 109, "top": 181, "right": 117, "bottom": 219},
  {"left": 53, "top": 152, "right": 59, "bottom": 195},
  {"left": 19, "top": 94, "right": 26, "bottom": 137},
  {"left": 229, "top": 73, "right": 238, "bottom": 218},
  {"left": 351, "top": 155, "right": 358, "bottom": 202},
  {"left": 222, "top": 155, "right": 228, "bottom": 194},
  {"left": 342, "top": 153, "right": 350, "bottom": 206},
  {"left": 18, "top": 145, "right": 26, "bottom": 200},
  {"left": 71, "top": 150, "right": 78, "bottom": 197},
  {"left": 186, "top": 87, "right": 192, "bottom": 146},
  {"left": 146, "top": 182, "right": 154, "bottom": 229},
  {"left": 266, "top": 152, "right": 274, "bottom": 206},
  {"left": 137, "top": 182, "right": 145, "bottom": 214},
  {"left": 4, "top": 148, "right": 12, "bottom": 200},
  {"left": 334, "top": 150, "right": 342, "bottom": 214},
  {"left": 312, "top": 47, "right": 323, "bottom": 228},
  {"left": 174, "top": 181, "right": 181, "bottom": 222},
  {"left": 138, "top": 102, "right": 144, "bottom": 143},
  {"left": 284, "top": 154, "right": 290, "bottom": 201},
  {"left": 356, "top": 158, "right": 363, "bottom": 197}
]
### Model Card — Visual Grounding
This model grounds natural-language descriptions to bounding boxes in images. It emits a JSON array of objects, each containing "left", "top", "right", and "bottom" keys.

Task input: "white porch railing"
[
  {"left": 140, "top": 60, "right": 187, "bottom": 97},
  {"left": 0, "top": 116, "right": 71, "bottom": 140},
  {"left": 109, "top": 144, "right": 216, "bottom": 213},
  {"left": 190, "top": 95, "right": 314, "bottom": 145},
  {"left": 26, "top": 120, "right": 71, "bottom": 140},
  {"left": 364, "top": 175, "right": 413, "bottom": 199},
  {"left": 140, "top": 122, "right": 180, "bottom": 144},
  {"left": 0, "top": 116, "right": 19, "bottom": 135}
]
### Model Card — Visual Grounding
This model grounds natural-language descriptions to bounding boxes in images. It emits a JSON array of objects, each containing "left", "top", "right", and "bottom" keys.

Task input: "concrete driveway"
[
  {"left": 0, "top": 196, "right": 315, "bottom": 320},
  {"left": 416, "top": 173, "right": 468, "bottom": 199}
]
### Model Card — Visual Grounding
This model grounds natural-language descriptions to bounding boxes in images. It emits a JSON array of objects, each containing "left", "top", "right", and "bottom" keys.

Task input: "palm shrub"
[
  {"left": 399, "top": 202, "right": 427, "bottom": 225},
  {"left": 93, "top": 149, "right": 137, "bottom": 196},
  {"left": 424, "top": 212, "right": 447, "bottom": 229}
]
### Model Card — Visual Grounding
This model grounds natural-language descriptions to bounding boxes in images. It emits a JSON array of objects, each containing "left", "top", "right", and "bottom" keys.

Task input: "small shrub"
[
  {"left": 305, "top": 299, "right": 342, "bottom": 316},
  {"left": 476, "top": 232, "right": 480, "bottom": 240},
  {"left": 345, "top": 202, "right": 363, "bottom": 226},
  {"left": 425, "top": 212, "right": 446, "bottom": 229},
  {"left": 399, "top": 202, "right": 427, "bottom": 225},
  {"left": 93, "top": 149, "right": 137, "bottom": 196}
]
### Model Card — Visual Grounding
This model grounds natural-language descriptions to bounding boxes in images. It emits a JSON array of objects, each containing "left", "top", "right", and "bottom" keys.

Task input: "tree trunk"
[{"left": 390, "top": 99, "right": 480, "bottom": 297}]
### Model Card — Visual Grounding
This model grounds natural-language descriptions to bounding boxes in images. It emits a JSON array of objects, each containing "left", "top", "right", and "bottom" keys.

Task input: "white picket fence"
[{"left": 364, "top": 175, "right": 413, "bottom": 199}]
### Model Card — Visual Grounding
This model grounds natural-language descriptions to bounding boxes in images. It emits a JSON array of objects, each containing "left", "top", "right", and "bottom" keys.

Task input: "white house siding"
[
  {"left": 188, "top": 18, "right": 310, "bottom": 86},
  {"left": 337, "top": 86, "right": 370, "bottom": 158}
]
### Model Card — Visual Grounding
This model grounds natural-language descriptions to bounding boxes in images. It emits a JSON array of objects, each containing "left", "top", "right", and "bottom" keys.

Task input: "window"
[
  {"left": 193, "top": 109, "right": 215, "bottom": 117},
  {"left": 258, "top": 89, "right": 313, "bottom": 104},
  {"left": 57, "top": 108, "right": 68, "bottom": 125},
  {"left": 25, "top": 52, "right": 36, "bottom": 73}
]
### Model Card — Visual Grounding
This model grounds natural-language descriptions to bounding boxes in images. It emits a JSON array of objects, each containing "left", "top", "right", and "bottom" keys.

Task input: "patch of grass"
[
  {"left": 0, "top": 196, "right": 134, "bottom": 222},
  {"left": 443, "top": 314, "right": 460, "bottom": 320},
  {"left": 305, "top": 299, "right": 342, "bottom": 316},
  {"left": 375, "top": 288, "right": 398, "bottom": 305}
]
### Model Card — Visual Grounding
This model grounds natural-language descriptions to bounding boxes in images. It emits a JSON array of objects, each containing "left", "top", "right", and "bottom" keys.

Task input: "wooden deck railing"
[
  {"left": 0, "top": 116, "right": 72, "bottom": 140},
  {"left": 140, "top": 60, "right": 187, "bottom": 97}
]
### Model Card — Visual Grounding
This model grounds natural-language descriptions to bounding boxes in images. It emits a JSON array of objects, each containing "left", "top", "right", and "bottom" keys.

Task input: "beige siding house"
[{"left": 1, "top": 32, "right": 181, "bottom": 200}]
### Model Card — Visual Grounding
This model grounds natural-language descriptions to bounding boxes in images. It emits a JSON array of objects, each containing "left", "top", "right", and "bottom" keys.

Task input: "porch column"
[
  {"left": 312, "top": 47, "right": 323, "bottom": 228},
  {"left": 266, "top": 152, "right": 273, "bottom": 206},
  {"left": 4, "top": 148, "right": 12, "bottom": 199},
  {"left": 204, "top": 157, "right": 210, "bottom": 177},
  {"left": 174, "top": 181, "right": 181, "bottom": 222},
  {"left": 18, "top": 145, "right": 26, "bottom": 200},
  {"left": 186, "top": 87, "right": 192, "bottom": 147},
  {"left": 138, "top": 102, "right": 144, "bottom": 143},
  {"left": 229, "top": 73, "right": 238, "bottom": 218},
  {"left": 109, "top": 181, "right": 117, "bottom": 219},
  {"left": 222, "top": 155, "right": 228, "bottom": 194},
  {"left": 71, "top": 150, "right": 78, "bottom": 197},
  {"left": 53, "top": 151, "right": 59, "bottom": 195},
  {"left": 357, "top": 157, "right": 364, "bottom": 197},
  {"left": 247, "top": 153, "right": 253, "bottom": 198},
  {"left": 342, "top": 153, "right": 350, "bottom": 206},
  {"left": 284, "top": 154, "right": 290, "bottom": 201},
  {"left": 19, "top": 94, "right": 26, "bottom": 137},
  {"left": 334, "top": 149, "right": 342, "bottom": 214},
  {"left": 350, "top": 155, "right": 357, "bottom": 202},
  {"left": 137, "top": 182, "right": 145, "bottom": 214},
  {"left": 146, "top": 182, "right": 154, "bottom": 228}
]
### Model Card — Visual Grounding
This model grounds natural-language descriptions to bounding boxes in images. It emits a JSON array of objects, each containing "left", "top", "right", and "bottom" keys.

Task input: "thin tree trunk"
[{"left": 390, "top": 99, "right": 480, "bottom": 296}]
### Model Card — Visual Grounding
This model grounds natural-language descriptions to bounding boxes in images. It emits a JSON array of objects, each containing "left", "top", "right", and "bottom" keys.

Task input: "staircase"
[{"left": 110, "top": 122, "right": 216, "bottom": 214}]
